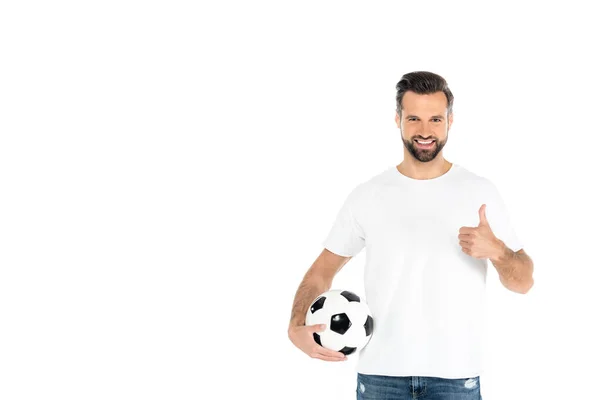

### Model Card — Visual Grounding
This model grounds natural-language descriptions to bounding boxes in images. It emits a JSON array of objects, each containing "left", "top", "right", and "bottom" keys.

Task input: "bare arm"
[
  {"left": 288, "top": 248, "right": 352, "bottom": 328},
  {"left": 490, "top": 245, "right": 534, "bottom": 294}
]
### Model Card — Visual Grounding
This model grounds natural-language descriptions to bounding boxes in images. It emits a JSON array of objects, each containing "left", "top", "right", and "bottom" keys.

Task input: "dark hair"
[{"left": 395, "top": 71, "right": 454, "bottom": 117}]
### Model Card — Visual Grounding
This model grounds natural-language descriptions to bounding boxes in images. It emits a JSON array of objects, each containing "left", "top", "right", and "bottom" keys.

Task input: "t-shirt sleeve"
[
  {"left": 485, "top": 182, "right": 524, "bottom": 252},
  {"left": 321, "top": 187, "right": 366, "bottom": 257}
]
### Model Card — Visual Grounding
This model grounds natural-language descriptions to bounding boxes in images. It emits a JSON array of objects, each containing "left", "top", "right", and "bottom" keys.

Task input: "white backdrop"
[{"left": 1, "top": 1, "right": 598, "bottom": 399}]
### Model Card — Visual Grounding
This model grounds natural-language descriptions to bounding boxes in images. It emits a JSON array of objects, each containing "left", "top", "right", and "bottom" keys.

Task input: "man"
[{"left": 288, "top": 71, "right": 534, "bottom": 399}]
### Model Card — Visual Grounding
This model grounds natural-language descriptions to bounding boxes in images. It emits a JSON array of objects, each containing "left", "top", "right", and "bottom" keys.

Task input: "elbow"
[
  {"left": 517, "top": 277, "right": 534, "bottom": 294},
  {"left": 503, "top": 276, "right": 534, "bottom": 294},
  {"left": 517, "top": 259, "right": 535, "bottom": 294}
]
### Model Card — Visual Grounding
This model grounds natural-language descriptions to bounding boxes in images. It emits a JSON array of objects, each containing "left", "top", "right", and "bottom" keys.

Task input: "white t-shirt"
[{"left": 322, "top": 163, "right": 523, "bottom": 379}]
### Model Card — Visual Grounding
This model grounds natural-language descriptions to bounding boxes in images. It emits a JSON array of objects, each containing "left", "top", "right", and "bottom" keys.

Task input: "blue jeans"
[{"left": 357, "top": 373, "right": 482, "bottom": 399}]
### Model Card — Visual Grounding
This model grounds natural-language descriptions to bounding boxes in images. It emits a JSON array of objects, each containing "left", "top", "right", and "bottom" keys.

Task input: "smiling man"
[{"left": 288, "top": 71, "right": 534, "bottom": 399}]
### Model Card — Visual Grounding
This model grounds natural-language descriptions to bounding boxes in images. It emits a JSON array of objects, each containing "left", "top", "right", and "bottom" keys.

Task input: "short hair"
[{"left": 395, "top": 71, "right": 454, "bottom": 117}]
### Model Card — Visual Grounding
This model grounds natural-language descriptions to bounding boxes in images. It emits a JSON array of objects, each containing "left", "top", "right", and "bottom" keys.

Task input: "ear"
[
  {"left": 448, "top": 112, "right": 453, "bottom": 129},
  {"left": 395, "top": 111, "right": 401, "bottom": 128}
]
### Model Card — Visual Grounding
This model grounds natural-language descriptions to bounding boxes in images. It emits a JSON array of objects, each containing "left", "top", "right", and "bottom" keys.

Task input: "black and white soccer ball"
[{"left": 305, "top": 289, "right": 373, "bottom": 356}]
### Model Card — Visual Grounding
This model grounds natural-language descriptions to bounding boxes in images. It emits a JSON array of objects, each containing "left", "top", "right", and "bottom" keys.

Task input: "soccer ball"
[{"left": 305, "top": 289, "right": 373, "bottom": 356}]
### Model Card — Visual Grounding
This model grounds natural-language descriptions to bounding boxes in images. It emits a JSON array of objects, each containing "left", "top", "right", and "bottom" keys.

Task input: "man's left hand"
[{"left": 458, "top": 204, "right": 503, "bottom": 260}]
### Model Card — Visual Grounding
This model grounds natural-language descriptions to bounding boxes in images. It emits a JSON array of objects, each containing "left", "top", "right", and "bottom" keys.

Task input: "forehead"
[{"left": 402, "top": 91, "right": 448, "bottom": 114}]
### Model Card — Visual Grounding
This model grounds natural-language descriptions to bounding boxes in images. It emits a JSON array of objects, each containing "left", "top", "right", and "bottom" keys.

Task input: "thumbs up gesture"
[{"left": 458, "top": 204, "right": 503, "bottom": 260}]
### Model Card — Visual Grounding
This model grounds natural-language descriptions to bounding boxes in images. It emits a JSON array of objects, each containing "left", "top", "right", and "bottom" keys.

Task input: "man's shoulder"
[
  {"left": 343, "top": 166, "right": 395, "bottom": 205},
  {"left": 453, "top": 164, "right": 495, "bottom": 188},
  {"left": 355, "top": 166, "right": 398, "bottom": 193},
  {"left": 363, "top": 165, "right": 397, "bottom": 186}
]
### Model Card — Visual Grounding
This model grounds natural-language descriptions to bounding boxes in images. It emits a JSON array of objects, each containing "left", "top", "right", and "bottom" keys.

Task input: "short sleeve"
[
  {"left": 485, "top": 182, "right": 524, "bottom": 252},
  {"left": 322, "top": 188, "right": 366, "bottom": 257}
]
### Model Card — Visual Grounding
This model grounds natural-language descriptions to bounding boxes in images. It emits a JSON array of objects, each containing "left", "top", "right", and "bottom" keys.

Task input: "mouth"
[{"left": 414, "top": 139, "right": 436, "bottom": 149}]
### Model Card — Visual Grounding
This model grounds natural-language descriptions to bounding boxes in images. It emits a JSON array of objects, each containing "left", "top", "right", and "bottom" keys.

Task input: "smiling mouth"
[{"left": 414, "top": 139, "right": 436, "bottom": 149}]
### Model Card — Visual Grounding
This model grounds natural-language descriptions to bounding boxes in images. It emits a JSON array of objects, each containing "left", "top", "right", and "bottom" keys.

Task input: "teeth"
[{"left": 417, "top": 140, "right": 433, "bottom": 144}]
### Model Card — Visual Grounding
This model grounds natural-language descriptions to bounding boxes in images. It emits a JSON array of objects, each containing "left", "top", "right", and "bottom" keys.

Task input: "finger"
[
  {"left": 314, "top": 347, "right": 348, "bottom": 360},
  {"left": 478, "top": 204, "right": 489, "bottom": 226},
  {"left": 459, "top": 227, "right": 476, "bottom": 234},
  {"left": 458, "top": 234, "right": 472, "bottom": 240},
  {"left": 316, "top": 347, "right": 347, "bottom": 359},
  {"left": 311, "top": 353, "right": 347, "bottom": 362},
  {"left": 311, "top": 343, "right": 347, "bottom": 359},
  {"left": 459, "top": 240, "right": 470, "bottom": 246},
  {"left": 461, "top": 248, "right": 478, "bottom": 258},
  {"left": 308, "top": 323, "right": 326, "bottom": 332}
]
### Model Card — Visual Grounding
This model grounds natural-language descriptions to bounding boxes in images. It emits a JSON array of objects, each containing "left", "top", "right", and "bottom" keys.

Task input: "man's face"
[{"left": 394, "top": 91, "right": 453, "bottom": 163}]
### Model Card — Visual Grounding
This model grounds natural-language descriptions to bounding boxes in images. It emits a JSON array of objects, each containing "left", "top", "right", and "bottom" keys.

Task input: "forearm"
[
  {"left": 490, "top": 240, "right": 534, "bottom": 294},
  {"left": 289, "top": 270, "right": 331, "bottom": 328}
]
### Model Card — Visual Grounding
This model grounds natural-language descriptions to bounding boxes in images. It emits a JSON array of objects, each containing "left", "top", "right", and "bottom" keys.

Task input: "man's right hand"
[{"left": 288, "top": 323, "right": 348, "bottom": 362}]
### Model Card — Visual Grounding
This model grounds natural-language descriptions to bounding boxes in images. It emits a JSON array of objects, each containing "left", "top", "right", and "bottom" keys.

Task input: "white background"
[{"left": 1, "top": 1, "right": 598, "bottom": 399}]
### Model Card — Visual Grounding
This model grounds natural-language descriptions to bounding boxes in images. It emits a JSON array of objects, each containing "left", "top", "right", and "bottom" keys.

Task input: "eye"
[
  {"left": 432, "top": 118, "right": 442, "bottom": 122},
  {"left": 408, "top": 117, "right": 418, "bottom": 121}
]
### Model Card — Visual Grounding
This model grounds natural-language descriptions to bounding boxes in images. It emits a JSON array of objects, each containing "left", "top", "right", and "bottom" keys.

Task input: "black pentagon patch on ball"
[
  {"left": 330, "top": 313, "right": 351, "bottom": 335},
  {"left": 364, "top": 315, "right": 373, "bottom": 336},
  {"left": 340, "top": 290, "right": 360, "bottom": 302},
  {"left": 313, "top": 332, "right": 322, "bottom": 346},
  {"left": 310, "top": 296, "right": 326, "bottom": 314},
  {"left": 339, "top": 346, "right": 356, "bottom": 355}
]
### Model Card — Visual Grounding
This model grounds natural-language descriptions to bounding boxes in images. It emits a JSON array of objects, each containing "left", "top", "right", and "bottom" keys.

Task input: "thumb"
[
  {"left": 310, "top": 323, "right": 327, "bottom": 332},
  {"left": 478, "top": 204, "right": 489, "bottom": 226}
]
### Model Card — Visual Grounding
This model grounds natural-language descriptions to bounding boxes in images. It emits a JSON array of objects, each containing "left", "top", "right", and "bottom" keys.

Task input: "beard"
[{"left": 401, "top": 130, "right": 447, "bottom": 162}]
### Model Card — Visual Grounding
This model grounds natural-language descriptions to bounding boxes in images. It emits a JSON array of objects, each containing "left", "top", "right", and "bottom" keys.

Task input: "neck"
[{"left": 397, "top": 157, "right": 452, "bottom": 180}]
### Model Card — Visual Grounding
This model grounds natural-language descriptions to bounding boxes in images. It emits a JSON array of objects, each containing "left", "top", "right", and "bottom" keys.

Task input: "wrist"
[
  {"left": 288, "top": 318, "right": 304, "bottom": 331},
  {"left": 490, "top": 239, "right": 511, "bottom": 264}
]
